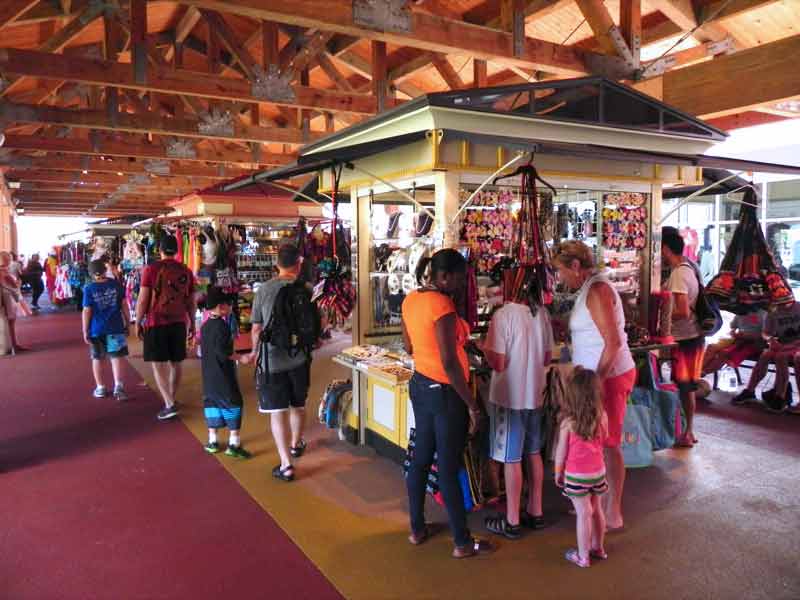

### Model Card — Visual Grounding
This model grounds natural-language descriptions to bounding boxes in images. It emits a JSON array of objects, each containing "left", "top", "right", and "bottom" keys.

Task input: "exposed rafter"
[
  {"left": 2, "top": 134, "right": 294, "bottom": 166},
  {"left": 0, "top": 48, "right": 384, "bottom": 115},
  {"left": 176, "top": 0, "right": 589, "bottom": 75}
]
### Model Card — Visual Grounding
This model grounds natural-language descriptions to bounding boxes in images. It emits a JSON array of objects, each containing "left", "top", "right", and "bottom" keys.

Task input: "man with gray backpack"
[{"left": 249, "top": 243, "right": 320, "bottom": 482}]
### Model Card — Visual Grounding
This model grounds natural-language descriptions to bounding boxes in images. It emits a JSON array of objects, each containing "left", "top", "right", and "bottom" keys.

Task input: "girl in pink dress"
[{"left": 554, "top": 367, "right": 610, "bottom": 568}]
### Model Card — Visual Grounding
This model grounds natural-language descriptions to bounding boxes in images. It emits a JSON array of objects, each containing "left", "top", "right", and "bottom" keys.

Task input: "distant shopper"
[
  {"left": 733, "top": 301, "right": 800, "bottom": 413},
  {"left": 82, "top": 259, "right": 130, "bottom": 400},
  {"left": 135, "top": 234, "right": 196, "bottom": 421},
  {"left": 0, "top": 251, "right": 28, "bottom": 352},
  {"left": 402, "top": 249, "right": 494, "bottom": 559},
  {"left": 23, "top": 253, "right": 45, "bottom": 310},
  {"left": 249, "top": 243, "right": 319, "bottom": 482},
  {"left": 8, "top": 252, "right": 23, "bottom": 280},
  {"left": 482, "top": 271, "right": 553, "bottom": 539},
  {"left": 661, "top": 227, "right": 704, "bottom": 447},
  {"left": 554, "top": 367, "right": 610, "bottom": 569},
  {"left": 553, "top": 240, "right": 635, "bottom": 532},
  {"left": 201, "top": 286, "right": 252, "bottom": 458}
]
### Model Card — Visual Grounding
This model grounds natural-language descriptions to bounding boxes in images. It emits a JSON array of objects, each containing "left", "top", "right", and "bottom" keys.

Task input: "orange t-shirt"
[{"left": 402, "top": 290, "right": 470, "bottom": 384}]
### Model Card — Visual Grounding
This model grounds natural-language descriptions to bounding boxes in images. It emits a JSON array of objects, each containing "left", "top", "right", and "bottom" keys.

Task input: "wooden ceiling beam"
[
  {"left": 1, "top": 156, "right": 248, "bottom": 178},
  {"left": 662, "top": 34, "right": 800, "bottom": 118},
  {"left": 2, "top": 134, "right": 293, "bottom": 166},
  {"left": 177, "top": 0, "right": 588, "bottom": 75},
  {"left": 165, "top": 7, "right": 202, "bottom": 63},
  {"left": 0, "top": 100, "right": 321, "bottom": 145},
  {"left": 575, "top": 0, "right": 634, "bottom": 61},
  {"left": 1, "top": 1, "right": 106, "bottom": 98},
  {"left": 16, "top": 183, "right": 194, "bottom": 196},
  {"left": 7, "top": 169, "right": 210, "bottom": 188},
  {"left": 0, "top": 48, "right": 382, "bottom": 115},
  {"left": 430, "top": 55, "right": 464, "bottom": 90},
  {"left": 0, "top": 0, "right": 41, "bottom": 31},
  {"left": 649, "top": 0, "right": 698, "bottom": 31}
]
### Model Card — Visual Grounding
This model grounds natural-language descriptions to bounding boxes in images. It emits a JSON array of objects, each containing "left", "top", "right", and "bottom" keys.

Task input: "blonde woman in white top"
[{"left": 553, "top": 241, "right": 635, "bottom": 532}]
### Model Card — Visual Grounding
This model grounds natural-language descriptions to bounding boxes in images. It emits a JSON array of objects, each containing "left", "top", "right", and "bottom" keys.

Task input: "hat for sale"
[
  {"left": 205, "top": 286, "right": 234, "bottom": 309},
  {"left": 160, "top": 234, "right": 179, "bottom": 255}
]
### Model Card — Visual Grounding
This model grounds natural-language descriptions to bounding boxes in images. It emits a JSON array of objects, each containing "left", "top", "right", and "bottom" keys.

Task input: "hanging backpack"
[
  {"left": 262, "top": 280, "right": 321, "bottom": 359},
  {"left": 679, "top": 263, "right": 722, "bottom": 337}
]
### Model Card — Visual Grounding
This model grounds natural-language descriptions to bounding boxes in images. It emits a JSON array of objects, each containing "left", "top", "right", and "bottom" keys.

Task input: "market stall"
[
  {"left": 229, "top": 77, "right": 784, "bottom": 458},
  {"left": 140, "top": 186, "right": 325, "bottom": 351}
]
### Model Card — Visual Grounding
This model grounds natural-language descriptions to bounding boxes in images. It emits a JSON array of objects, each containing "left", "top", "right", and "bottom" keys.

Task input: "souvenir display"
[
  {"left": 459, "top": 189, "right": 515, "bottom": 275},
  {"left": 311, "top": 167, "right": 356, "bottom": 329},
  {"left": 601, "top": 194, "right": 648, "bottom": 250}
]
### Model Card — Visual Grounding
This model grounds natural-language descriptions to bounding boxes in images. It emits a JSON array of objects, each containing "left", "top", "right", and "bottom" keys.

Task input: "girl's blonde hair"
[
  {"left": 552, "top": 240, "right": 595, "bottom": 270},
  {"left": 562, "top": 366, "right": 604, "bottom": 440}
]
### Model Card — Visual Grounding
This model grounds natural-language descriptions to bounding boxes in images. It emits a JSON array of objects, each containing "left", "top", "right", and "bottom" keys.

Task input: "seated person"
[
  {"left": 701, "top": 309, "right": 767, "bottom": 378},
  {"left": 732, "top": 301, "right": 800, "bottom": 412}
]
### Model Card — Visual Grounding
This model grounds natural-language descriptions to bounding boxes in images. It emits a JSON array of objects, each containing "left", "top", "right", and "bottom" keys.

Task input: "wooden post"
[
  {"left": 371, "top": 40, "right": 387, "bottom": 113},
  {"left": 262, "top": 21, "right": 279, "bottom": 68},
  {"left": 620, "top": 0, "right": 641, "bottom": 69},
  {"left": 207, "top": 23, "right": 220, "bottom": 74},
  {"left": 300, "top": 67, "right": 310, "bottom": 139},
  {"left": 324, "top": 112, "right": 335, "bottom": 133},
  {"left": 131, "top": 0, "right": 148, "bottom": 84},
  {"left": 473, "top": 59, "right": 488, "bottom": 88}
]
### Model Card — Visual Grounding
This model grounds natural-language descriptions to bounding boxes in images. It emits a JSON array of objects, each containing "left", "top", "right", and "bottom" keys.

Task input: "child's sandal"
[
  {"left": 589, "top": 548, "right": 608, "bottom": 560},
  {"left": 565, "top": 548, "right": 591, "bottom": 568}
]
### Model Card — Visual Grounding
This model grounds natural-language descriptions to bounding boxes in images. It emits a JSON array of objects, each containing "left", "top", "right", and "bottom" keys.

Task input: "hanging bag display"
[{"left": 707, "top": 187, "right": 794, "bottom": 314}]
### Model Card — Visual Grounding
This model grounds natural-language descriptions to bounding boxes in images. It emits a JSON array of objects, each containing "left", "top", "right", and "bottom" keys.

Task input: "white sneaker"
[
  {"left": 93, "top": 386, "right": 107, "bottom": 398},
  {"left": 113, "top": 384, "right": 128, "bottom": 401}
]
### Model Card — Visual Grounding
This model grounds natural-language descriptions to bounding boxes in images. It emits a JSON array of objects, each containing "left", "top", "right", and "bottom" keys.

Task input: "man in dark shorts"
[
  {"left": 249, "top": 243, "right": 315, "bottom": 482},
  {"left": 135, "top": 234, "right": 196, "bottom": 420}
]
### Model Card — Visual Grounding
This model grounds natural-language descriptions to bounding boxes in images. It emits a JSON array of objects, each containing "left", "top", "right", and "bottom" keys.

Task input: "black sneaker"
[
  {"left": 762, "top": 389, "right": 788, "bottom": 414},
  {"left": 205, "top": 442, "right": 220, "bottom": 454},
  {"left": 731, "top": 390, "right": 755, "bottom": 405},
  {"left": 157, "top": 405, "right": 178, "bottom": 420}
]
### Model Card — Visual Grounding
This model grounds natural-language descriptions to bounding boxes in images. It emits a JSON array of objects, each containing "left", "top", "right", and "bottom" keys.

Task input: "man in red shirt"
[{"left": 135, "top": 234, "right": 196, "bottom": 420}]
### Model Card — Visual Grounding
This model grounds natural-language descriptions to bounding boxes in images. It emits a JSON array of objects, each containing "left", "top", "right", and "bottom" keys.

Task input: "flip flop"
[
  {"left": 565, "top": 548, "right": 591, "bottom": 568},
  {"left": 452, "top": 538, "right": 495, "bottom": 559},
  {"left": 271, "top": 464, "right": 294, "bottom": 482},
  {"left": 408, "top": 523, "right": 442, "bottom": 546}
]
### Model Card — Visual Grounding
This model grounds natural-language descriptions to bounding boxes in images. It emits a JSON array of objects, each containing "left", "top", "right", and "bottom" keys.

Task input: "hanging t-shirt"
[
  {"left": 141, "top": 259, "right": 195, "bottom": 327},
  {"left": 668, "top": 262, "right": 701, "bottom": 341},
  {"left": 765, "top": 302, "right": 800, "bottom": 344},
  {"left": 83, "top": 278, "right": 126, "bottom": 337},
  {"left": 486, "top": 302, "right": 554, "bottom": 410},
  {"left": 201, "top": 315, "right": 243, "bottom": 404}
]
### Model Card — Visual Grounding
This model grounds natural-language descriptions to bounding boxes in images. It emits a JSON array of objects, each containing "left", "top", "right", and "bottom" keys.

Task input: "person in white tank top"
[{"left": 553, "top": 241, "right": 636, "bottom": 531}]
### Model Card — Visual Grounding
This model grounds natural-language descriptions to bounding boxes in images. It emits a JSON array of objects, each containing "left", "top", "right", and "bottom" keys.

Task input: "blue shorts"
[
  {"left": 204, "top": 404, "right": 242, "bottom": 430},
  {"left": 488, "top": 404, "right": 544, "bottom": 463},
  {"left": 89, "top": 334, "right": 129, "bottom": 360}
]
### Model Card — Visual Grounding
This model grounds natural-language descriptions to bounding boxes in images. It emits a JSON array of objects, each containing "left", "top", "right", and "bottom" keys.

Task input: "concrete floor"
[{"left": 126, "top": 330, "right": 800, "bottom": 600}]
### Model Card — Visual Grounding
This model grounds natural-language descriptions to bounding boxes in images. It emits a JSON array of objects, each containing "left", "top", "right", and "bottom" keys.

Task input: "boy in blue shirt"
[{"left": 82, "top": 259, "right": 131, "bottom": 400}]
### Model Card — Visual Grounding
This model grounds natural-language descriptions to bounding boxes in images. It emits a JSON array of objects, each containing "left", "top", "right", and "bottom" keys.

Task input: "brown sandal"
[
  {"left": 408, "top": 523, "right": 443, "bottom": 545},
  {"left": 452, "top": 537, "right": 495, "bottom": 559}
]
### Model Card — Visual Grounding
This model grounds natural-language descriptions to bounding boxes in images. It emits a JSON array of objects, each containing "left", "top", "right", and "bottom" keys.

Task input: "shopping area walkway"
[{"left": 2, "top": 310, "right": 799, "bottom": 599}]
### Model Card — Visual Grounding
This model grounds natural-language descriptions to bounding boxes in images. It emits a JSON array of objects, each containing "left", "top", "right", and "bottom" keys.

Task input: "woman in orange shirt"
[{"left": 402, "top": 249, "right": 493, "bottom": 559}]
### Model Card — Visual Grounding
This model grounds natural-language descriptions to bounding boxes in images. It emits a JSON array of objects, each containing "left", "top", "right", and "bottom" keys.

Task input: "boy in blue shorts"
[
  {"left": 201, "top": 286, "right": 252, "bottom": 458},
  {"left": 82, "top": 259, "right": 130, "bottom": 400}
]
